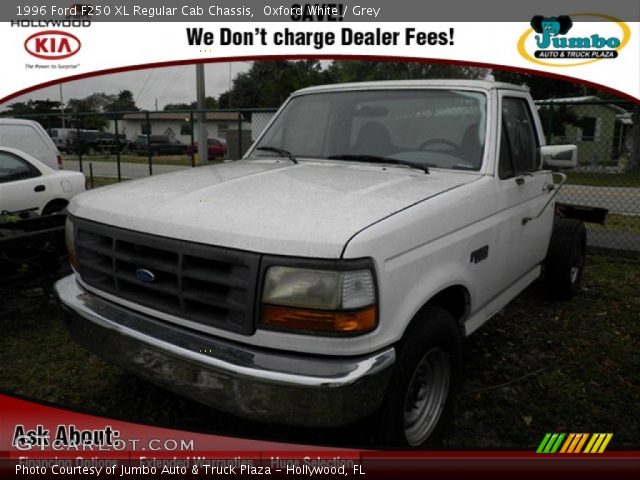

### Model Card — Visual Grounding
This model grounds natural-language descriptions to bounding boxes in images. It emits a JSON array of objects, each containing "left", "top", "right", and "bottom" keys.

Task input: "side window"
[
  {"left": 0, "top": 151, "right": 39, "bottom": 184},
  {"left": 579, "top": 117, "right": 598, "bottom": 142},
  {"left": 499, "top": 98, "right": 539, "bottom": 178},
  {"left": 498, "top": 124, "right": 514, "bottom": 179}
]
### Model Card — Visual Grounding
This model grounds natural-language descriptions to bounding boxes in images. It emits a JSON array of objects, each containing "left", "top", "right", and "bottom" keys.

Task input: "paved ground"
[{"left": 559, "top": 185, "right": 640, "bottom": 216}]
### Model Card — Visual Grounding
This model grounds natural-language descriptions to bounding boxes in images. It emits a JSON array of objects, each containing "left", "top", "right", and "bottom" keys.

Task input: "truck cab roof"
[{"left": 294, "top": 79, "right": 530, "bottom": 96}]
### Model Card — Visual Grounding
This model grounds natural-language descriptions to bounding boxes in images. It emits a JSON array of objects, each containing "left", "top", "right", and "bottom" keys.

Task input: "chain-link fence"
[
  {"left": 3, "top": 108, "right": 277, "bottom": 181},
  {"left": 2, "top": 101, "right": 638, "bottom": 253},
  {"left": 536, "top": 99, "right": 639, "bottom": 254}
]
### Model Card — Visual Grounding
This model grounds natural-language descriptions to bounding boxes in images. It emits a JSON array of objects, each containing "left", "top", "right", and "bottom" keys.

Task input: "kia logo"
[
  {"left": 24, "top": 30, "right": 81, "bottom": 60},
  {"left": 135, "top": 268, "right": 156, "bottom": 283}
]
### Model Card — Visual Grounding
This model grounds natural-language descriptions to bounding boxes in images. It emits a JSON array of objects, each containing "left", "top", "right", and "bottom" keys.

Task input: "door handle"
[
  {"left": 515, "top": 177, "right": 525, "bottom": 186},
  {"left": 523, "top": 172, "right": 567, "bottom": 225},
  {"left": 543, "top": 183, "right": 555, "bottom": 193},
  {"left": 34, "top": 185, "right": 45, "bottom": 192}
]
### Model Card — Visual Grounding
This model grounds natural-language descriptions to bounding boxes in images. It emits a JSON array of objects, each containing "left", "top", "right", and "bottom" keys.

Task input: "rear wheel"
[
  {"left": 379, "top": 307, "right": 462, "bottom": 447},
  {"left": 545, "top": 218, "right": 586, "bottom": 300},
  {"left": 41, "top": 200, "right": 67, "bottom": 216}
]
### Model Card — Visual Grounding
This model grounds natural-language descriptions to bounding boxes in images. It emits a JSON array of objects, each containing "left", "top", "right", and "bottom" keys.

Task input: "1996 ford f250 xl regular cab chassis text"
[{"left": 56, "top": 80, "right": 596, "bottom": 446}]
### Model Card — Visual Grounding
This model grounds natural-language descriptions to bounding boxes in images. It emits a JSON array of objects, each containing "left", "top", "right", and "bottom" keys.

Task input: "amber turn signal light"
[
  {"left": 67, "top": 247, "right": 79, "bottom": 270},
  {"left": 260, "top": 305, "right": 377, "bottom": 334}
]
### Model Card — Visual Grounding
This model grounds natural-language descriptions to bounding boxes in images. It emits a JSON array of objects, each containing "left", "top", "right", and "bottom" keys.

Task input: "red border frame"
[
  {"left": 1, "top": 51, "right": 638, "bottom": 477},
  {"left": 0, "top": 394, "right": 638, "bottom": 478},
  {"left": 2, "top": 54, "right": 638, "bottom": 105}
]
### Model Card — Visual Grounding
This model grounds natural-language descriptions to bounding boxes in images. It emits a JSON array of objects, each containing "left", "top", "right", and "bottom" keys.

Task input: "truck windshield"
[{"left": 252, "top": 89, "right": 487, "bottom": 171}]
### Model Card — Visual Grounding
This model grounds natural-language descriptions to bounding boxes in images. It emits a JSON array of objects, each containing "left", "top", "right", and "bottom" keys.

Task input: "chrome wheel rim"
[
  {"left": 403, "top": 347, "right": 450, "bottom": 446},
  {"left": 570, "top": 265, "right": 580, "bottom": 284},
  {"left": 571, "top": 242, "right": 584, "bottom": 285}
]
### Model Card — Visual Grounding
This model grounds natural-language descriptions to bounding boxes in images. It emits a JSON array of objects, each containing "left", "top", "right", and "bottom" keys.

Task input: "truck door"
[{"left": 493, "top": 93, "right": 554, "bottom": 289}]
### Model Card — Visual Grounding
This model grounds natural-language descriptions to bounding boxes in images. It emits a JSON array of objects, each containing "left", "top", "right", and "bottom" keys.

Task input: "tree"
[
  {"left": 326, "top": 61, "right": 486, "bottom": 83},
  {"left": 219, "top": 60, "right": 327, "bottom": 108},
  {"left": 164, "top": 102, "right": 192, "bottom": 111},
  {"left": 202, "top": 96, "right": 218, "bottom": 109},
  {"left": 164, "top": 96, "right": 218, "bottom": 111},
  {"left": 5, "top": 101, "right": 35, "bottom": 116},
  {"left": 218, "top": 60, "right": 489, "bottom": 109},
  {"left": 492, "top": 71, "right": 584, "bottom": 99},
  {"left": 3, "top": 99, "right": 63, "bottom": 129},
  {"left": 67, "top": 92, "right": 115, "bottom": 112},
  {"left": 66, "top": 93, "right": 115, "bottom": 130},
  {"left": 105, "top": 90, "right": 138, "bottom": 114}
]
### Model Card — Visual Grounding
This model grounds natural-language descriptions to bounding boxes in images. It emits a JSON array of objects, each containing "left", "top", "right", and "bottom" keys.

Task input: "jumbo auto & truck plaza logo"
[{"left": 518, "top": 13, "right": 630, "bottom": 67}]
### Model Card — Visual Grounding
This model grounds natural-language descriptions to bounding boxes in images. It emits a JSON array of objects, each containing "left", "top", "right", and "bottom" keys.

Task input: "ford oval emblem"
[{"left": 135, "top": 268, "right": 156, "bottom": 283}]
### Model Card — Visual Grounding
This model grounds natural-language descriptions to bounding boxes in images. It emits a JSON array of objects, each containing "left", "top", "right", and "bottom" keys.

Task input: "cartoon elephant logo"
[{"left": 530, "top": 15, "right": 573, "bottom": 48}]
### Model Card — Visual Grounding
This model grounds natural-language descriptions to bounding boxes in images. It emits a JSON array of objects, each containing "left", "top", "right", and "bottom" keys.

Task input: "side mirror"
[{"left": 541, "top": 145, "right": 578, "bottom": 170}]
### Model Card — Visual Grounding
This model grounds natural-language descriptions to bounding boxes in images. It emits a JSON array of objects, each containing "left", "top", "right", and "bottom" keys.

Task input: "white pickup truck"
[{"left": 56, "top": 80, "right": 594, "bottom": 447}]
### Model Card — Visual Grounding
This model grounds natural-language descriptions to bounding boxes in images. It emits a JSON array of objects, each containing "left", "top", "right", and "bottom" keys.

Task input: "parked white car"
[
  {"left": 0, "top": 147, "right": 85, "bottom": 215},
  {"left": 56, "top": 80, "right": 594, "bottom": 447}
]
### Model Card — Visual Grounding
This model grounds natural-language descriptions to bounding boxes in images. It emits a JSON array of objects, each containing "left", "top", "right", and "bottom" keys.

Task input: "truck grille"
[{"left": 73, "top": 218, "right": 260, "bottom": 335}]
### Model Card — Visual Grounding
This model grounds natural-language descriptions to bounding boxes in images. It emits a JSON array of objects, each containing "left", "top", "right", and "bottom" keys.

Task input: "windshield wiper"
[
  {"left": 327, "top": 154, "right": 429, "bottom": 174},
  {"left": 255, "top": 146, "right": 298, "bottom": 164}
]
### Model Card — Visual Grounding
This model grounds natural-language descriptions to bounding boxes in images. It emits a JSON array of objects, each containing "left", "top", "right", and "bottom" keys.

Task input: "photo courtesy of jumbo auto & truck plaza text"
[{"left": 0, "top": 0, "right": 638, "bottom": 478}]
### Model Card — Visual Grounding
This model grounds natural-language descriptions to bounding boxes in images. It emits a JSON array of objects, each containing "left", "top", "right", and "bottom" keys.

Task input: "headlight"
[
  {"left": 260, "top": 266, "right": 377, "bottom": 335},
  {"left": 65, "top": 217, "right": 78, "bottom": 270}
]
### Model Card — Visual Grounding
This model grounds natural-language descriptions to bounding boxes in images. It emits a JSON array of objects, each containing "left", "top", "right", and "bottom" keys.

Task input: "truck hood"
[{"left": 68, "top": 159, "right": 476, "bottom": 258}]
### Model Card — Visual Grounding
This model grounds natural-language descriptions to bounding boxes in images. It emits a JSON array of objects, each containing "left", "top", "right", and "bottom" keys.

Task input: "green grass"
[
  {"left": 0, "top": 255, "right": 638, "bottom": 448},
  {"left": 447, "top": 254, "right": 640, "bottom": 448},
  {"left": 588, "top": 213, "right": 640, "bottom": 235},
  {"left": 566, "top": 171, "right": 640, "bottom": 188},
  {"left": 87, "top": 176, "right": 128, "bottom": 188}
]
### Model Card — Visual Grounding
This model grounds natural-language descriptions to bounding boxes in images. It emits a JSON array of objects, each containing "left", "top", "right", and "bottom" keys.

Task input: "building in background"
[
  {"left": 538, "top": 96, "right": 631, "bottom": 172},
  {"left": 112, "top": 111, "right": 241, "bottom": 143}
]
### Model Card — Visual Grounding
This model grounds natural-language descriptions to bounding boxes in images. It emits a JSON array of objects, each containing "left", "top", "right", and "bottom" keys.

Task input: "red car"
[{"left": 185, "top": 138, "right": 226, "bottom": 160}]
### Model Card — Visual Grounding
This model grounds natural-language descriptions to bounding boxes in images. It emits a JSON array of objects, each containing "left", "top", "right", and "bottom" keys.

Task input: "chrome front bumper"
[{"left": 55, "top": 274, "right": 395, "bottom": 427}]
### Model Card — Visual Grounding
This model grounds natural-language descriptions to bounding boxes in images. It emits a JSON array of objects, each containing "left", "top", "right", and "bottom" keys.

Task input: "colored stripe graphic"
[
  {"left": 537, "top": 433, "right": 565, "bottom": 453},
  {"left": 559, "top": 433, "right": 576, "bottom": 453},
  {"left": 561, "top": 433, "right": 586, "bottom": 453},
  {"left": 584, "top": 433, "right": 614, "bottom": 453},
  {"left": 572, "top": 433, "right": 589, "bottom": 453},
  {"left": 536, "top": 433, "right": 552, "bottom": 453},
  {"left": 538, "top": 433, "right": 613, "bottom": 454}
]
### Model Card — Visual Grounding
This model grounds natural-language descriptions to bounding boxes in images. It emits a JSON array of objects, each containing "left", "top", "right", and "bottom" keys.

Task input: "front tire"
[{"left": 380, "top": 307, "right": 462, "bottom": 447}]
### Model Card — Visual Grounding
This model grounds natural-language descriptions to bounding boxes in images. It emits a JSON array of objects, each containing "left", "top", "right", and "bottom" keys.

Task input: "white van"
[
  {"left": 0, "top": 118, "right": 63, "bottom": 170},
  {"left": 48, "top": 128, "right": 74, "bottom": 153}
]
